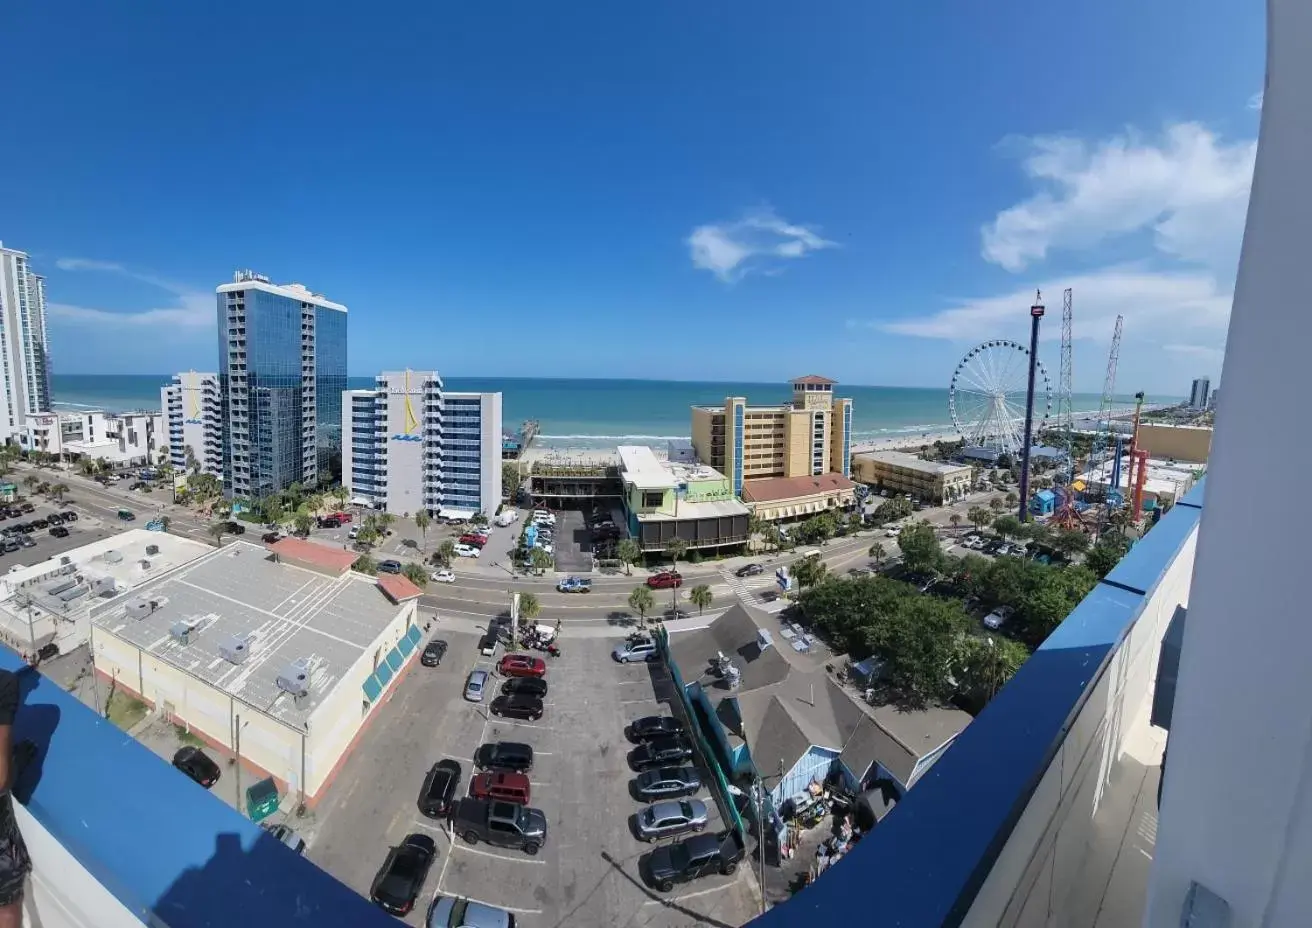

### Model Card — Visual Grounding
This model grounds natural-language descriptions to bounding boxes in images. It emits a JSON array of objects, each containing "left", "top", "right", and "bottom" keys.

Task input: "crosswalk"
[{"left": 721, "top": 570, "right": 782, "bottom": 610}]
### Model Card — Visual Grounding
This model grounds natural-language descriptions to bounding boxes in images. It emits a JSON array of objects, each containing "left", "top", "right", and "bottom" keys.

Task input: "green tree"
[
  {"left": 402, "top": 562, "right": 429, "bottom": 588},
  {"left": 954, "top": 635, "right": 1030, "bottom": 703},
  {"left": 158, "top": 515, "right": 171, "bottom": 531},
  {"left": 664, "top": 538, "right": 688, "bottom": 570},
  {"left": 518, "top": 592, "right": 541, "bottom": 625},
  {"left": 689, "top": 584, "right": 713, "bottom": 615},
  {"left": 470, "top": 511, "right": 488, "bottom": 527},
  {"left": 184, "top": 445, "right": 199, "bottom": 475},
  {"left": 1084, "top": 537, "right": 1129, "bottom": 578},
  {"left": 22, "top": 476, "right": 36, "bottom": 493},
  {"left": 949, "top": 513, "right": 962, "bottom": 533},
  {"left": 1005, "top": 491, "right": 1019, "bottom": 508},
  {"left": 49, "top": 482, "right": 69, "bottom": 502},
  {"left": 628, "top": 585, "right": 656, "bottom": 624},
  {"left": 529, "top": 546, "right": 554, "bottom": 574},
  {"left": 377, "top": 512, "right": 396, "bottom": 535},
  {"left": 790, "top": 554, "right": 828, "bottom": 593},
  {"left": 356, "top": 526, "right": 380, "bottom": 548},
  {"left": 414, "top": 510, "right": 431, "bottom": 545},
  {"left": 988, "top": 497, "right": 1004, "bottom": 513},
  {"left": 352, "top": 554, "right": 378, "bottom": 575},
  {"left": 502, "top": 461, "right": 522, "bottom": 499},
  {"left": 1052, "top": 528, "right": 1091, "bottom": 558},
  {"left": 208, "top": 521, "right": 228, "bottom": 547},
  {"left": 263, "top": 497, "right": 285, "bottom": 526},
  {"left": 967, "top": 506, "right": 991, "bottom": 530},
  {"left": 865, "top": 596, "right": 971, "bottom": 706},
  {"left": 992, "top": 515, "right": 1022, "bottom": 541},
  {"left": 1025, "top": 522, "right": 1053, "bottom": 549},
  {"left": 615, "top": 538, "right": 641, "bottom": 576},
  {"left": 293, "top": 513, "right": 314, "bottom": 537},
  {"left": 897, "top": 522, "right": 943, "bottom": 575},
  {"left": 438, "top": 539, "right": 458, "bottom": 567},
  {"left": 867, "top": 542, "right": 886, "bottom": 568}
]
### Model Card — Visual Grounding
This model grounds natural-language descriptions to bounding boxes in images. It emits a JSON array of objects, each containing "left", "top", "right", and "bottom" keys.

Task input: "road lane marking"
[
  {"left": 449, "top": 841, "right": 547, "bottom": 865},
  {"left": 643, "top": 883, "right": 740, "bottom": 906},
  {"left": 410, "top": 818, "right": 447, "bottom": 835}
]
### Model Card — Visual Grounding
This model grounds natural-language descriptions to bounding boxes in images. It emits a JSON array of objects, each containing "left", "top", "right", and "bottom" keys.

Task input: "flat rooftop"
[
  {"left": 618, "top": 445, "right": 730, "bottom": 489},
  {"left": 92, "top": 541, "right": 409, "bottom": 727},
  {"left": 853, "top": 449, "right": 972, "bottom": 477}
]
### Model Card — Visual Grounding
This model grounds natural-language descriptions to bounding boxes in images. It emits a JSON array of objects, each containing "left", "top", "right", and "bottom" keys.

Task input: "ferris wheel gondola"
[{"left": 948, "top": 339, "right": 1052, "bottom": 455}]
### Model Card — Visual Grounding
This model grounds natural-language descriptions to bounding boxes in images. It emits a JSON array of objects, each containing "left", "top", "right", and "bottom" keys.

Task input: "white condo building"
[
  {"left": 161, "top": 371, "right": 223, "bottom": 476},
  {"left": 18, "top": 409, "right": 164, "bottom": 466},
  {"left": 342, "top": 371, "right": 502, "bottom": 517},
  {"left": 0, "top": 242, "right": 53, "bottom": 443}
]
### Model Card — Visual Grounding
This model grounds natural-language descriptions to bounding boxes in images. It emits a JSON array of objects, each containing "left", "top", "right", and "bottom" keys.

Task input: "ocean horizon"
[{"left": 51, "top": 374, "right": 1182, "bottom": 452}]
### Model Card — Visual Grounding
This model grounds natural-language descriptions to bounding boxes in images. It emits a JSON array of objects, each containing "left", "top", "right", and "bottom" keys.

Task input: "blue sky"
[{"left": 3, "top": 2, "right": 1263, "bottom": 393}]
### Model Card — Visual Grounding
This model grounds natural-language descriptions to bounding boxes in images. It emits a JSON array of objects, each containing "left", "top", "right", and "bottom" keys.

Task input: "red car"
[
  {"left": 332, "top": 511, "right": 353, "bottom": 523},
  {"left": 459, "top": 534, "right": 487, "bottom": 548},
  {"left": 498, "top": 654, "right": 547, "bottom": 678},
  {"left": 647, "top": 571, "right": 683, "bottom": 590},
  {"left": 469, "top": 770, "right": 531, "bottom": 805}
]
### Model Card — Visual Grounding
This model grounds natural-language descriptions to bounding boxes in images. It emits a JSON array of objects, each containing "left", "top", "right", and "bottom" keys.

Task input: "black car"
[
  {"left": 19, "top": 504, "right": 33, "bottom": 514},
  {"left": 369, "top": 833, "right": 436, "bottom": 916},
  {"left": 378, "top": 560, "right": 402, "bottom": 574},
  {"left": 634, "top": 766, "right": 703, "bottom": 801},
  {"left": 644, "top": 830, "right": 745, "bottom": 893},
  {"left": 418, "top": 759, "right": 461, "bottom": 818},
  {"left": 490, "top": 694, "right": 544, "bottom": 721},
  {"left": 420, "top": 639, "right": 449, "bottom": 667},
  {"left": 735, "top": 563, "right": 764, "bottom": 578},
  {"left": 261, "top": 532, "right": 281, "bottom": 543},
  {"left": 225, "top": 521, "right": 246, "bottom": 535},
  {"left": 44, "top": 513, "right": 62, "bottom": 525},
  {"left": 19, "top": 537, "right": 34, "bottom": 549},
  {"left": 501, "top": 677, "right": 548, "bottom": 698},
  {"left": 172, "top": 746, "right": 221, "bottom": 788},
  {"left": 63, "top": 511, "right": 78, "bottom": 521},
  {"left": 1, "top": 541, "right": 18, "bottom": 554},
  {"left": 30, "top": 519, "right": 48, "bottom": 529},
  {"left": 628, "top": 716, "right": 687, "bottom": 743},
  {"left": 16, "top": 524, "right": 33, "bottom": 534},
  {"left": 49, "top": 526, "right": 69, "bottom": 538},
  {"left": 630, "top": 736, "right": 693, "bottom": 770},
  {"left": 475, "top": 741, "right": 534, "bottom": 773}
]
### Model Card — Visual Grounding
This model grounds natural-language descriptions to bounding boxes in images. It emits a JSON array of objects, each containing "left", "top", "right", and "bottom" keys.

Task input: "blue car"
[{"left": 556, "top": 576, "right": 592, "bottom": 594}]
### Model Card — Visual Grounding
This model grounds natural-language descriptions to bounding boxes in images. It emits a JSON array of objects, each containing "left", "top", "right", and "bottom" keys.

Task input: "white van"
[
  {"left": 495, "top": 510, "right": 519, "bottom": 527},
  {"left": 797, "top": 549, "right": 822, "bottom": 560}
]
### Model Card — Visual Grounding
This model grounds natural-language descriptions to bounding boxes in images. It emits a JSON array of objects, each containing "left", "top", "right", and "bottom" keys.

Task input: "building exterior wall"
[
  {"left": 0, "top": 243, "right": 52, "bottom": 445},
  {"left": 217, "top": 273, "right": 347, "bottom": 499},
  {"left": 831, "top": 399, "right": 853, "bottom": 477},
  {"left": 745, "top": 486, "right": 857, "bottom": 521},
  {"left": 445, "top": 391, "right": 502, "bottom": 516},
  {"left": 690, "top": 407, "right": 720, "bottom": 469},
  {"left": 852, "top": 453, "right": 973, "bottom": 504},
  {"left": 163, "top": 372, "right": 222, "bottom": 475},
  {"left": 1135, "top": 423, "right": 1212, "bottom": 463}
]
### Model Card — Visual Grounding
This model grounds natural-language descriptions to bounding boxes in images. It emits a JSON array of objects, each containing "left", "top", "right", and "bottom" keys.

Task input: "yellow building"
[
  {"left": 691, "top": 375, "right": 854, "bottom": 499},
  {"left": 1135, "top": 423, "right": 1212, "bottom": 463},
  {"left": 852, "top": 450, "right": 973, "bottom": 504}
]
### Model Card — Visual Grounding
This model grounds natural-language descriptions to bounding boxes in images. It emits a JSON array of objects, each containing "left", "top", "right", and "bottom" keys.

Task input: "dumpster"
[{"left": 246, "top": 777, "right": 281, "bottom": 822}]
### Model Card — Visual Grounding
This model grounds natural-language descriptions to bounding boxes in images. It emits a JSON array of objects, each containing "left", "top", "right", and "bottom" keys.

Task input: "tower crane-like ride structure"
[{"left": 1049, "top": 288, "right": 1085, "bottom": 531}]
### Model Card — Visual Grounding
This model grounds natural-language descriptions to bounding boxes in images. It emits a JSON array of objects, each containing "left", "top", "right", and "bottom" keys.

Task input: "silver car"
[
  {"left": 635, "top": 798, "right": 709, "bottom": 841},
  {"left": 612, "top": 640, "right": 659, "bottom": 663},
  {"left": 464, "top": 670, "right": 489, "bottom": 702},
  {"left": 427, "top": 894, "right": 514, "bottom": 928}
]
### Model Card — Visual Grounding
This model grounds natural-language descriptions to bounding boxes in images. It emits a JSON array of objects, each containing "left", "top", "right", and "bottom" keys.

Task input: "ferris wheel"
[{"left": 949, "top": 339, "right": 1052, "bottom": 455}]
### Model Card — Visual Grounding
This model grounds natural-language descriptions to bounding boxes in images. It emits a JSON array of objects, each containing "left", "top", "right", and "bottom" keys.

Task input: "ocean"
[{"left": 50, "top": 374, "right": 1180, "bottom": 451}]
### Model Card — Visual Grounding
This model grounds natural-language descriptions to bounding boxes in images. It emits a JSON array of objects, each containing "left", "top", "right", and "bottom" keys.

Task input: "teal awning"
[
  {"left": 362, "top": 674, "right": 383, "bottom": 702},
  {"left": 375, "top": 661, "right": 394, "bottom": 688},
  {"left": 385, "top": 648, "right": 403, "bottom": 673},
  {"left": 397, "top": 635, "right": 416, "bottom": 658},
  {"left": 406, "top": 625, "right": 423, "bottom": 647}
]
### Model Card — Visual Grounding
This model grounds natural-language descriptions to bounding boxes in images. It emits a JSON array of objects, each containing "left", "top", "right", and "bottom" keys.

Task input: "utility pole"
[{"left": 1018, "top": 291, "right": 1046, "bottom": 522}]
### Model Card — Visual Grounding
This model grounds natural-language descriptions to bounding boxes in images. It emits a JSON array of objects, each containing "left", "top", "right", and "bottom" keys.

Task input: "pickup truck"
[
  {"left": 644, "top": 828, "right": 746, "bottom": 893},
  {"left": 450, "top": 798, "right": 547, "bottom": 855}
]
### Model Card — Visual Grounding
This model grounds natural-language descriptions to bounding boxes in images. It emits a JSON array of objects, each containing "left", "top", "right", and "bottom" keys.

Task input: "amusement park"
[{"left": 944, "top": 288, "right": 1203, "bottom": 542}]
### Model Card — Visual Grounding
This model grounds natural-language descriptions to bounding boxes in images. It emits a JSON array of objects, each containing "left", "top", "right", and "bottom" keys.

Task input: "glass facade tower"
[
  {"left": 0, "top": 242, "right": 53, "bottom": 443},
  {"left": 217, "top": 271, "right": 347, "bottom": 499}
]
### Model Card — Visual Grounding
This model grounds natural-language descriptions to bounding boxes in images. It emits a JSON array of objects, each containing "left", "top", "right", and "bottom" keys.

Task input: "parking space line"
[
  {"left": 410, "top": 819, "right": 446, "bottom": 835},
  {"left": 455, "top": 893, "right": 543, "bottom": 915},
  {"left": 642, "top": 883, "right": 737, "bottom": 906},
  {"left": 528, "top": 780, "right": 552, "bottom": 787},
  {"left": 620, "top": 698, "right": 657, "bottom": 705},
  {"left": 449, "top": 842, "right": 548, "bottom": 866},
  {"left": 491, "top": 719, "right": 557, "bottom": 732}
]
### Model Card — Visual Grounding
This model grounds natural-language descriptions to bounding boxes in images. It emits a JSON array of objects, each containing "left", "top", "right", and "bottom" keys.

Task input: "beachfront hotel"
[
  {"left": 161, "top": 371, "right": 223, "bottom": 477},
  {"left": 851, "top": 449, "right": 973, "bottom": 504},
  {"left": 0, "top": 241, "right": 53, "bottom": 444},
  {"left": 341, "top": 370, "right": 503, "bottom": 518},
  {"left": 690, "top": 375, "right": 857, "bottom": 520},
  {"left": 217, "top": 271, "right": 348, "bottom": 497}
]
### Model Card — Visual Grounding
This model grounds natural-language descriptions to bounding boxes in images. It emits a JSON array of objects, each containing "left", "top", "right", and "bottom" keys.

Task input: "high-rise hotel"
[
  {"left": 0, "top": 242, "right": 53, "bottom": 443},
  {"left": 342, "top": 370, "right": 502, "bottom": 518},
  {"left": 217, "top": 271, "right": 347, "bottom": 498},
  {"left": 161, "top": 371, "right": 223, "bottom": 477}
]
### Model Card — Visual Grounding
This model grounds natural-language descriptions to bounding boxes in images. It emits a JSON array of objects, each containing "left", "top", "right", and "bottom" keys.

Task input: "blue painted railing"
[
  {"left": 750, "top": 480, "right": 1205, "bottom": 926},
  {"left": 3, "top": 651, "right": 395, "bottom": 926}
]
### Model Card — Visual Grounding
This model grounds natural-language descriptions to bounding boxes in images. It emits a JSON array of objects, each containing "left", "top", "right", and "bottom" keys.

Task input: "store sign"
[{"left": 390, "top": 434, "right": 423, "bottom": 443}]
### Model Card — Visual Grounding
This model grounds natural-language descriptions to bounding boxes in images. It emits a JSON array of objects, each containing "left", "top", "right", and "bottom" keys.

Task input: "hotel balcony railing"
[{"left": 751, "top": 479, "right": 1204, "bottom": 927}]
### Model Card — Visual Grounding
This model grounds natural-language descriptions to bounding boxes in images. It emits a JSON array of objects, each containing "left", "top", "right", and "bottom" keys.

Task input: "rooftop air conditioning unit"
[
  {"left": 145, "top": 544, "right": 160, "bottom": 556},
  {"left": 756, "top": 629, "right": 774, "bottom": 653},
  {"left": 218, "top": 634, "right": 251, "bottom": 665},
  {"left": 276, "top": 658, "right": 311, "bottom": 698},
  {"left": 138, "top": 560, "right": 151, "bottom": 570},
  {"left": 59, "top": 556, "right": 71, "bottom": 566},
  {"left": 169, "top": 620, "right": 199, "bottom": 645},
  {"left": 125, "top": 598, "right": 153, "bottom": 619},
  {"left": 724, "top": 662, "right": 741, "bottom": 689},
  {"left": 104, "top": 550, "right": 123, "bottom": 564}
]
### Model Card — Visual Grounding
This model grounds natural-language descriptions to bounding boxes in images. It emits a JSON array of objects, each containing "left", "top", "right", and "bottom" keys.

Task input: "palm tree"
[
  {"left": 437, "top": 539, "right": 458, "bottom": 567},
  {"left": 628, "top": 586, "right": 656, "bottom": 625},
  {"left": 689, "top": 585, "right": 713, "bottom": 615},
  {"left": 209, "top": 522, "right": 228, "bottom": 547},
  {"left": 184, "top": 445, "right": 200, "bottom": 475},
  {"left": 1005, "top": 491, "right": 1019, "bottom": 508},
  {"left": 664, "top": 538, "right": 688, "bottom": 572},
  {"left": 377, "top": 512, "right": 396, "bottom": 537},
  {"left": 529, "top": 547, "right": 554, "bottom": 574},
  {"left": 401, "top": 562, "right": 429, "bottom": 588},
  {"left": 867, "top": 542, "right": 886, "bottom": 568},
  {"left": 414, "top": 510, "right": 431, "bottom": 547},
  {"left": 334, "top": 485, "right": 349, "bottom": 508},
  {"left": 949, "top": 513, "right": 962, "bottom": 533},
  {"left": 293, "top": 513, "right": 314, "bottom": 537},
  {"left": 50, "top": 483, "right": 69, "bottom": 503},
  {"left": 352, "top": 554, "right": 378, "bottom": 575},
  {"left": 615, "top": 538, "right": 641, "bottom": 575},
  {"left": 790, "top": 554, "right": 828, "bottom": 593},
  {"left": 21, "top": 476, "right": 36, "bottom": 493},
  {"left": 988, "top": 497, "right": 1004, "bottom": 513},
  {"left": 518, "top": 592, "right": 541, "bottom": 627}
]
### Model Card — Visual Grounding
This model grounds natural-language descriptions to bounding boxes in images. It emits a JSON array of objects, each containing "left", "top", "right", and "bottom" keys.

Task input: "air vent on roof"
[
  {"left": 139, "top": 560, "right": 151, "bottom": 571},
  {"left": 724, "top": 662, "right": 741, "bottom": 689},
  {"left": 276, "top": 658, "right": 311, "bottom": 698},
  {"left": 125, "top": 598, "right": 155, "bottom": 619},
  {"left": 218, "top": 634, "right": 252, "bottom": 665},
  {"left": 59, "top": 556, "right": 71, "bottom": 566},
  {"left": 169, "top": 618, "right": 200, "bottom": 645},
  {"left": 757, "top": 629, "right": 774, "bottom": 653},
  {"left": 145, "top": 544, "right": 160, "bottom": 556},
  {"left": 103, "top": 550, "right": 122, "bottom": 564}
]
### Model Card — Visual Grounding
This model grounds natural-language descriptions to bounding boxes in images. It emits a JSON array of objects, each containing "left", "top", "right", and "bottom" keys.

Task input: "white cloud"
[
  {"left": 687, "top": 209, "right": 836, "bottom": 282},
  {"left": 1248, "top": 91, "right": 1264, "bottom": 110},
  {"left": 48, "top": 258, "right": 212, "bottom": 328},
  {"left": 1163, "top": 342, "right": 1226, "bottom": 360},
  {"left": 981, "top": 123, "right": 1256, "bottom": 275}
]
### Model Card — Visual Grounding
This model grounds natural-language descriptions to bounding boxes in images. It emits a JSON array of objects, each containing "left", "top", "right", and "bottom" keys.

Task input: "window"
[{"left": 642, "top": 491, "right": 664, "bottom": 508}]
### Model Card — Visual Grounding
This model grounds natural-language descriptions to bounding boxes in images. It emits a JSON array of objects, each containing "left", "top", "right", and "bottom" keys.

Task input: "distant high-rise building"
[
  {"left": 217, "top": 271, "right": 347, "bottom": 498},
  {"left": 342, "top": 370, "right": 502, "bottom": 517},
  {"left": 0, "top": 242, "right": 53, "bottom": 443},
  {"left": 161, "top": 371, "right": 223, "bottom": 477},
  {"left": 1189, "top": 377, "right": 1211, "bottom": 409}
]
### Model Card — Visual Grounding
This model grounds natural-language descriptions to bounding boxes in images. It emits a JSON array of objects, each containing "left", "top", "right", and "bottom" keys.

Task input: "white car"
[
  {"left": 885, "top": 527, "right": 900, "bottom": 538},
  {"left": 348, "top": 526, "right": 359, "bottom": 539},
  {"left": 454, "top": 544, "right": 481, "bottom": 558},
  {"left": 983, "top": 606, "right": 1015, "bottom": 630},
  {"left": 431, "top": 568, "right": 456, "bottom": 583},
  {"left": 536, "top": 543, "right": 554, "bottom": 555}
]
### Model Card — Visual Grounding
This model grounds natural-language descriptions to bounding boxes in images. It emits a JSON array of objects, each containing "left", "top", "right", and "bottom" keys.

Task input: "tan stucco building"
[
  {"left": 740, "top": 473, "right": 859, "bottom": 521},
  {"left": 852, "top": 450, "right": 974, "bottom": 504},
  {"left": 1135, "top": 423, "right": 1212, "bottom": 463},
  {"left": 691, "top": 376, "right": 854, "bottom": 516}
]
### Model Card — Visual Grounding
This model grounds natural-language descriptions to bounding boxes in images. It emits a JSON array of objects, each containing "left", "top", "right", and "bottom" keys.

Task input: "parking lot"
[
  {"left": 549, "top": 510, "right": 592, "bottom": 574},
  {"left": 306, "top": 621, "right": 761, "bottom": 926},
  {"left": 0, "top": 500, "right": 117, "bottom": 570}
]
